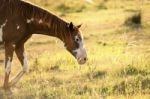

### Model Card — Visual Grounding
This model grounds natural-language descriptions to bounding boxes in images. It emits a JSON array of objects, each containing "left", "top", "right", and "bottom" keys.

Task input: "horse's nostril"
[{"left": 84, "top": 57, "right": 87, "bottom": 61}]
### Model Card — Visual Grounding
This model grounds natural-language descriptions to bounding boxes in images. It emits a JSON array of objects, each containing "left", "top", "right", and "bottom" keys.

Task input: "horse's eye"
[{"left": 75, "top": 38, "right": 79, "bottom": 42}]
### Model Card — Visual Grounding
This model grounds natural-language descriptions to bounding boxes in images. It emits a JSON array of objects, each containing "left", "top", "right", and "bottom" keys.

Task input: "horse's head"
[{"left": 64, "top": 22, "right": 87, "bottom": 65}]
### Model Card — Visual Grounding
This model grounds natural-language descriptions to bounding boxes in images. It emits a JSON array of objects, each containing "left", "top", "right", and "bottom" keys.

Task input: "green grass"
[{"left": 0, "top": 0, "right": 150, "bottom": 98}]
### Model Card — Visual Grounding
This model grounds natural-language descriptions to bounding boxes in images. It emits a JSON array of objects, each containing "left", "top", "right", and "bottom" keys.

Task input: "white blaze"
[
  {"left": 0, "top": 19, "right": 7, "bottom": 42},
  {"left": 73, "top": 35, "right": 87, "bottom": 63},
  {"left": 5, "top": 57, "right": 12, "bottom": 74}
]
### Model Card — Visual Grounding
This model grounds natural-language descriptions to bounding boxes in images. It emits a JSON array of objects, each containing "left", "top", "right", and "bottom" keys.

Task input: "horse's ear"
[
  {"left": 77, "top": 24, "right": 82, "bottom": 28},
  {"left": 67, "top": 22, "right": 74, "bottom": 30},
  {"left": 69, "top": 22, "right": 74, "bottom": 30}
]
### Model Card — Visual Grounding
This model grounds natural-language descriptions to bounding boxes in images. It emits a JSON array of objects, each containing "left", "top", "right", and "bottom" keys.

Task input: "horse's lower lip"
[
  {"left": 78, "top": 62, "right": 86, "bottom": 65},
  {"left": 78, "top": 61, "right": 86, "bottom": 65},
  {"left": 77, "top": 59, "right": 86, "bottom": 65}
]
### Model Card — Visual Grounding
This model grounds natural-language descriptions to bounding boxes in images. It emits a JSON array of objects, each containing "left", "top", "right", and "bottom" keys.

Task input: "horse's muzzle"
[
  {"left": 75, "top": 48, "right": 87, "bottom": 65},
  {"left": 77, "top": 57, "right": 87, "bottom": 65}
]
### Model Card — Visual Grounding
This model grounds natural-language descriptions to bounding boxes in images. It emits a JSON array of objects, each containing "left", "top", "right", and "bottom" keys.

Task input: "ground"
[{"left": 0, "top": 0, "right": 150, "bottom": 99}]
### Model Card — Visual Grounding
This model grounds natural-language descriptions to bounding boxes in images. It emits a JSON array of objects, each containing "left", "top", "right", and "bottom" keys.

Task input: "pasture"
[{"left": 0, "top": 0, "right": 150, "bottom": 98}]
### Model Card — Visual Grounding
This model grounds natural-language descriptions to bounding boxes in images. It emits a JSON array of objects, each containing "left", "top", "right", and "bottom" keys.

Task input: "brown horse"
[{"left": 0, "top": 0, "right": 87, "bottom": 90}]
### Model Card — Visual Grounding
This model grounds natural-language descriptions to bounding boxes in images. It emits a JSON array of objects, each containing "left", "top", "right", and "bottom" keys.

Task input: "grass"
[{"left": 0, "top": 0, "right": 150, "bottom": 98}]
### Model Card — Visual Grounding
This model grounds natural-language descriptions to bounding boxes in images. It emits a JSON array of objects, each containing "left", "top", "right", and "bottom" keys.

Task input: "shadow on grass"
[
  {"left": 0, "top": 87, "right": 14, "bottom": 99},
  {"left": 118, "top": 65, "right": 150, "bottom": 77},
  {"left": 0, "top": 60, "right": 4, "bottom": 63},
  {"left": 0, "top": 43, "right": 4, "bottom": 49},
  {"left": 84, "top": 70, "right": 107, "bottom": 80}
]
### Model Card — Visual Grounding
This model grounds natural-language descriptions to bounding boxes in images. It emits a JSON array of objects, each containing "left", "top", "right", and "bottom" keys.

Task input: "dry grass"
[{"left": 0, "top": 0, "right": 150, "bottom": 98}]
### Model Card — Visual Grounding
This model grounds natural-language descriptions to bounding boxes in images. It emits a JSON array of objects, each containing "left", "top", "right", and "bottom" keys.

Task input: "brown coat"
[{"left": 0, "top": 0, "right": 69, "bottom": 47}]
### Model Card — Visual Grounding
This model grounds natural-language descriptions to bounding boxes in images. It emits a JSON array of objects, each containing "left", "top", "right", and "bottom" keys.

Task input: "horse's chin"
[
  {"left": 78, "top": 61, "right": 86, "bottom": 65},
  {"left": 68, "top": 50, "right": 87, "bottom": 65}
]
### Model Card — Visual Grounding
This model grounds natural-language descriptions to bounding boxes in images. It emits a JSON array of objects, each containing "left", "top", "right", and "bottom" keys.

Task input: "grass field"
[{"left": 0, "top": 0, "right": 150, "bottom": 98}]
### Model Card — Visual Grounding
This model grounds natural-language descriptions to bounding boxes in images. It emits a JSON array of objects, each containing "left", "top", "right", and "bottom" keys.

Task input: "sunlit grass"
[{"left": 0, "top": 0, "right": 150, "bottom": 98}]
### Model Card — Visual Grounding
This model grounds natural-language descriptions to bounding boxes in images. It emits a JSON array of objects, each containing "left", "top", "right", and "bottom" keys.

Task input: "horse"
[{"left": 0, "top": 0, "right": 87, "bottom": 90}]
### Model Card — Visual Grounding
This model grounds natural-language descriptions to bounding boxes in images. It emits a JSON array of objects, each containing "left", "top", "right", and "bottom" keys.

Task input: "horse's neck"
[
  {"left": 22, "top": 1, "right": 68, "bottom": 40},
  {"left": 28, "top": 14, "right": 67, "bottom": 40}
]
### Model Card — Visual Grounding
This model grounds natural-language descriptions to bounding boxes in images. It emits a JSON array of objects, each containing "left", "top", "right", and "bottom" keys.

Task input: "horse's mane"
[
  {"left": 20, "top": 0, "right": 69, "bottom": 38},
  {"left": 21, "top": 0, "right": 68, "bottom": 35}
]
